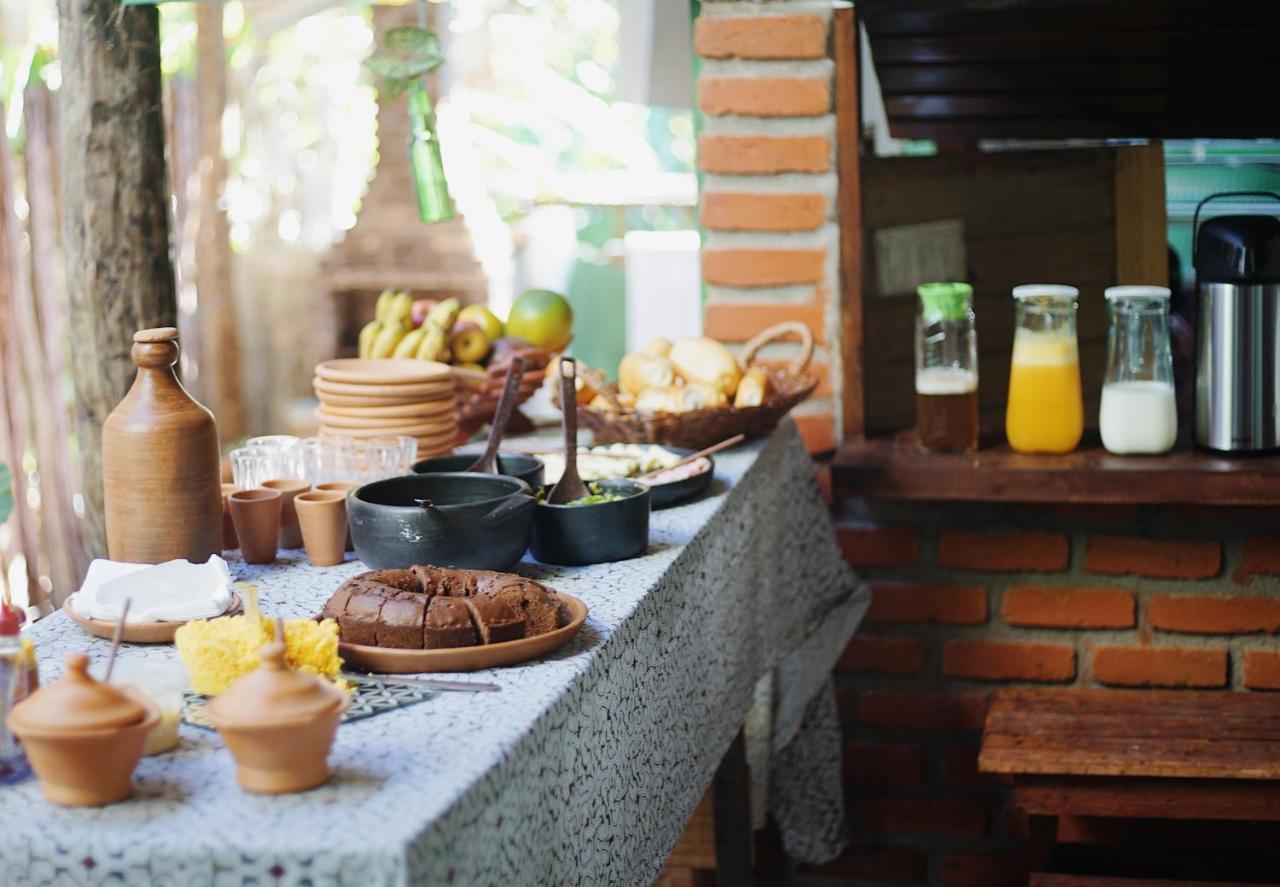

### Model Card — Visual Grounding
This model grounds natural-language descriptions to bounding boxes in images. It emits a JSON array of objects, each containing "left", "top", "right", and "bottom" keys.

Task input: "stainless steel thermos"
[{"left": 1193, "top": 192, "right": 1280, "bottom": 452}]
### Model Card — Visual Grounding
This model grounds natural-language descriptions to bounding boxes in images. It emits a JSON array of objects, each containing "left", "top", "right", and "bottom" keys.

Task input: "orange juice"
[{"left": 1005, "top": 331, "right": 1083, "bottom": 453}]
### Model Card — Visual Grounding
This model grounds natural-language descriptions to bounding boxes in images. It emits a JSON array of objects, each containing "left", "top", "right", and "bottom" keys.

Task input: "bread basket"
[{"left": 554, "top": 321, "right": 818, "bottom": 449}]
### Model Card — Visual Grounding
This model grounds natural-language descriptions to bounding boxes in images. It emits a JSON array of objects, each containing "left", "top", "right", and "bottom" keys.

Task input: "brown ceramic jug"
[{"left": 102, "top": 327, "right": 222, "bottom": 564}]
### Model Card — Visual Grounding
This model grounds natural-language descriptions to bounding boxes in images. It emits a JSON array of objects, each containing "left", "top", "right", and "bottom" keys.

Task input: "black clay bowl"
[
  {"left": 530, "top": 479, "right": 650, "bottom": 567},
  {"left": 349, "top": 473, "right": 535, "bottom": 571},
  {"left": 412, "top": 452, "right": 544, "bottom": 490},
  {"left": 645, "top": 447, "right": 715, "bottom": 510}
]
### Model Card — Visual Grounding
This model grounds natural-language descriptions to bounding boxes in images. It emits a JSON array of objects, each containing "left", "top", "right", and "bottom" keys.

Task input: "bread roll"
[
  {"left": 641, "top": 338, "right": 673, "bottom": 358},
  {"left": 670, "top": 337, "right": 743, "bottom": 398},
  {"left": 634, "top": 384, "right": 727, "bottom": 414},
  {"left": 618, "top": 352, "right": 676, "bottom": 396},
  {"left": 733, "top": 366, "right": 770, "bottom": 408}
]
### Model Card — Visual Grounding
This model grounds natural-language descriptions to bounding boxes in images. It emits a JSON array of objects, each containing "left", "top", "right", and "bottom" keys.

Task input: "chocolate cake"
[
  {"left": 319, "top": 587, "right": 353, "bottom": 623},
  {"left": 477, "top": 579, "right": 563, "bottom": 636},
  {"left": 423, "top": 596, "right": 477, "bottom": 649},
  {"left": 375, "top": 592, "right": 426, "bottom": 649},
  {"left": 321, "top": 565, "right": 566, "bottom": 650},
  {"left": 462, "top": 594, "right": 526, "bottom": 644},
  {"left": 340, "top": 590, "right": 386, "bottom": 647}
]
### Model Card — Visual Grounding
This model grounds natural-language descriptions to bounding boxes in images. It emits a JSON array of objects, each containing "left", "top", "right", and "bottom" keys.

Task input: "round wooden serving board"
[
  {"left": 315, "top": 358, "right": 453, "bottom": 386},
  {"left": 63, "top": 592, "right": 242, "bottom": 644},
  {"left": 339, "top": 592, "right": 587, "bottom": 673}
]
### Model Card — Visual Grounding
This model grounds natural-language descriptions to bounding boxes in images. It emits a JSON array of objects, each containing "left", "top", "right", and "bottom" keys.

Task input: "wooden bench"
[
  {"left": 980, "top": 688, "right": 1280, "bottom": 883},
  {"left": 1031, "top": 877, "right": 1280, "bottom": 887}
]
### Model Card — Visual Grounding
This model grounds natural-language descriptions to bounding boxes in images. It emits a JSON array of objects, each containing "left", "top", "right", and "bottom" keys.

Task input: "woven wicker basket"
[
  {"left": 453, "top": 349, "right": 550, "bottom": 432},
  {"left": 555, "top": 321, "right": 818, "bottom": 450}
]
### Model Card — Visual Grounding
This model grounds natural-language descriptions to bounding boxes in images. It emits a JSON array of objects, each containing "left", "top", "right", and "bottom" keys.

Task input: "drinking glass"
[
  {"left": 297, "top": 436, "right": 358, "bottom": 485},
  {"left": 244, "top": 435, "right": 301, "bottom": 481},
  {"left": 230, "top": 447, "right": 272, "bottom": 490}
]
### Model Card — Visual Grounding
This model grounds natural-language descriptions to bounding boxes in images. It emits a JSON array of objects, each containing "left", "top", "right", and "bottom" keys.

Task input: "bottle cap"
[
  {"left": 917, "top": 282, "right": 973, "bottom": 321},
  {"left": 1104, "top": 285, "right": 1171, "bottom": 301},
  {"left": 1012, "top": 284, "right": 1079, "bottom": 302}
]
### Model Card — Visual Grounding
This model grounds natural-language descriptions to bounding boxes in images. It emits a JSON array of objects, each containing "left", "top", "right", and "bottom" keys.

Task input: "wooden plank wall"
[{"left": 860, "top": 145, "right": 1166, "bottom": 436}]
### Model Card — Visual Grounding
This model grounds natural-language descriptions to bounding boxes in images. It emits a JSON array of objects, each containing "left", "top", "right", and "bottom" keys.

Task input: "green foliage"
[
  {"left": 364, "top": 27, "right": 443, "bottom": 99},
  {"left": 0, "top": 463, "right": 12, "bottom": 529}
]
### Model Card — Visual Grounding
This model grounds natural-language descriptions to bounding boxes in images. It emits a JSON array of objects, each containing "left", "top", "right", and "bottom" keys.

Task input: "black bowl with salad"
[{"left": 530, "top": 479, "right": 650, "bottom": 566}]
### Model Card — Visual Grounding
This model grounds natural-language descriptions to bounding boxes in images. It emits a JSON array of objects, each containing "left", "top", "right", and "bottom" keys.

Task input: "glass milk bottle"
[
  {"left": 1099, "top": 286, "right": 1176, "bottom": 454},
  {"left": 915, "top": 282, "right": 979, "bottom": 452},
  {"left": 1005, "top": 285, "right": 1083, "bottom": 454}
]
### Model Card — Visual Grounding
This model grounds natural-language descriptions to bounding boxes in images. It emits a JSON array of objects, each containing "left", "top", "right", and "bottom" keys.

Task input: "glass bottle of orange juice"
[{"left": 1005, "top": 285, "right": 1083, "bottom": 453}]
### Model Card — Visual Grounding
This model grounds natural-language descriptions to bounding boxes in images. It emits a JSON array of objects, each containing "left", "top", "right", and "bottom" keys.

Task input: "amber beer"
[{"left": 916, "top": 367, "right": 979, "bottom": 452}]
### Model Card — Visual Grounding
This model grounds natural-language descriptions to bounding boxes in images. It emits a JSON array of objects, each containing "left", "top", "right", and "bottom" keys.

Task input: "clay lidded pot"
[
  {"left": 221, "top": 484, "right": 240, "bottom": 551},
  {"left": 7, "top": 652, "right": 159, "bottom": 807},
  {"left": 205, "top": 641, "right": 348, "bottom": 794},
  {"left": 314, "top": 481, "right": 360, "bottom": 551},
  {"left": 228, "top": 489, "right": 282, "bottom": 565},
  {"left": 261, "top": 478, "right": 309, "bottom": 549},
  {"left": 102, "top": 328, "right": 222, "bottom": 564},
  {"left": 294, "top": 491, "right": 348, "bottom": 567}
]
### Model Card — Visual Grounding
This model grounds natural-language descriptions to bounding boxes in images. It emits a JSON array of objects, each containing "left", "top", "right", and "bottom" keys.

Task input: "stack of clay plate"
[{"left": 313, "top": 359, "right": 457, "bottom": 458}]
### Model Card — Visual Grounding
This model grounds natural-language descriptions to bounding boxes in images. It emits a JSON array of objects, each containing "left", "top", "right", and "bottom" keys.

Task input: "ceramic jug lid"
[
  {"left": 206, "top": 642, "right": 344, "bottom": 726},
  {"left": 9, "top": 652, "right": 146, "bottom": 733}
]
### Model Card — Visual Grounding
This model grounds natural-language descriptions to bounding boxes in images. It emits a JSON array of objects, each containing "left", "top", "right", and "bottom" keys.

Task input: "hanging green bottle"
[{"left": 407, "top": 81, "right": 455, "bottom": 224}]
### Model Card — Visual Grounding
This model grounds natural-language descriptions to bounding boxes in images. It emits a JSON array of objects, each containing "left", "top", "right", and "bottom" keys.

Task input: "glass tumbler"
[
  {"left": 1099, "top": 285, "right": 1176, "bottom": 455},
  {"left": 1005, "top": 285, "right": 1084, "bottom": 454}
]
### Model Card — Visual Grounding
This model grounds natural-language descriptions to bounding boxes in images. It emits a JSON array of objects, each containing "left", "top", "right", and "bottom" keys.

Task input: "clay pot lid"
[
  {"left": 9, "top": 652, "right": 145, "bottom": 733},
  {"left": 206, "top": 642, "right": 344, "bottom": 726}
]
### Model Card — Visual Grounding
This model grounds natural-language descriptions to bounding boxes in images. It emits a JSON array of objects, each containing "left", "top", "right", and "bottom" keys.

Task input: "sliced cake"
[
  {"left": 319, "top": 587, "right": 353, "bottom": 623},
  {"left": 476, "top": 578, "right": 562, "bottom": 637},
  {"left": 423, "top": 596, "right": 478, "bottom": 649},
  {"left": 375, "top": 591, "right": 426, "bottom": 649},
  {"left": 340, "top": 589, "right": 388, "bottom": 646},
  {"left": 462, "top": 594, "right": 526, "bottom": 644}
]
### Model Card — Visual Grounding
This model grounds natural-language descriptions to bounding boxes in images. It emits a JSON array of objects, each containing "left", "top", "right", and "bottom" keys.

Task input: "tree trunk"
[
  {"left": 196, "top": 3, "right": 245, "bottom": 444},
  {"left": 57, "top": 0, "right": 178, "bottom": 559}
]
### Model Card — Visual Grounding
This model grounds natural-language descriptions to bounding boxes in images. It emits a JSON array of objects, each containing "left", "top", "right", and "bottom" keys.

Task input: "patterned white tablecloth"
[{"left": 0, "top": 420, "right": 866, "bottom": 886}]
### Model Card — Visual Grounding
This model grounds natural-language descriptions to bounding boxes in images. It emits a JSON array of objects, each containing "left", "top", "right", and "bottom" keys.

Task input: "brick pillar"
[{"left": 694, "top": 1, "right": 841, "bottom": 454}]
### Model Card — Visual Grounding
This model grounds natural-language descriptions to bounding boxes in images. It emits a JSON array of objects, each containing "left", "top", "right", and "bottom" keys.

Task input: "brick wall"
[
  {"left": 694, "top": 0, "right": 842, "bottom": 454},
  {"left": 807, "top": 500, "right": 1280, "bottom": 886}
]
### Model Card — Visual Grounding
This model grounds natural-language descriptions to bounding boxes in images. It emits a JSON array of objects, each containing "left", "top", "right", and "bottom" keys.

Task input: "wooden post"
[
  {"left": 1114, "top": 141, "right": 1169, "bottom": 286},
  {"left": 196, "top": 3, "right": 245, "bottom": 443},
  {"left": 57, "top": 0, "right": 178, "bottom": 559},
  {"left": 834, "top": 3, "right": 865, "bottom": 441}
]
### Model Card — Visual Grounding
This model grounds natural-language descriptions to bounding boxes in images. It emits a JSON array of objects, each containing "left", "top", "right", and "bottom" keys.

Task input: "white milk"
[{"left": 1099, "top": 381, "right": 1177, "bottom": 454}]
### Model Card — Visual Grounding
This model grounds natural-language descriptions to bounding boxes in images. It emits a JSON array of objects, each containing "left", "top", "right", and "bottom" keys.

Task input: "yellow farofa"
[{"left": 175, "top": 615, "right": 345, "bottom": 696}]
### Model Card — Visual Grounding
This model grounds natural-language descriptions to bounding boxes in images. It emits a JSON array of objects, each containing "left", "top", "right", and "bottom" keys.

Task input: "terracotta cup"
[
  {"left": 221, "top": 484, "right": 240, "bottom": 551},
  {"left": 228, "top": 489, "right": 282, "bottom": 565},
  {"left": 262, "top": 478, "right": 309, "bottom": 549},
  {"left": 294, "top": 491, "right": 349, "bottom": 567},
  {"left": 314, "top": 481, "right": 360, "bottom": 551}
]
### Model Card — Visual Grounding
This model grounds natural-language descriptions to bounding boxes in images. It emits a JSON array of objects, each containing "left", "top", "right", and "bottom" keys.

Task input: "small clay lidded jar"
[
  {"left": 206, "top": 641, "right": 348, "bottom": 794},
  {"left": 7, "top": 652, "right": 159, "bottom": 806}
]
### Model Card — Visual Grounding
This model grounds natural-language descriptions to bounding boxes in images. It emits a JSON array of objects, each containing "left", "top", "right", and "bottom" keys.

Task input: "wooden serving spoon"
[
  {"left": 467, "top": 355, "right": 527, "bottom": 475},
  {"left": 637, "top": 433, "right": 745, "bottom": 480},
  {"left": 547, "top": 357, "right": 588, "bottom": 504}
]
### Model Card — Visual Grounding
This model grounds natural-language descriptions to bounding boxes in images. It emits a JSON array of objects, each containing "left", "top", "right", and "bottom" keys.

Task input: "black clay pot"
[
  {"left": 412, "top": 453, "right": 544, "bottom": 490},
  {"left": 349, "top": 473, "right": 535, "bottom": 571},
  {"left": 530, "top": 479, "right": 650, "bottom": 566}
]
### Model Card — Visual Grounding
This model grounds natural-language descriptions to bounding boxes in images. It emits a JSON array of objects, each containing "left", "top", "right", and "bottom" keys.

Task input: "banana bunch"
[
  {"left": 358, "top": 290, "right": 415, "bottom": 359},
  {"left": 357, "top": 292, "right": 463, "bottom": 363}
]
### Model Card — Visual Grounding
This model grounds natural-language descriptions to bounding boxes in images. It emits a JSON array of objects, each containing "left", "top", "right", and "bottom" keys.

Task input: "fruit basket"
[
  {"left": 552, "top": 321, "right": 818, "bottom": 450},
  {"left": 453, "top": 348, "right": 551, "bottom": 436}
]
